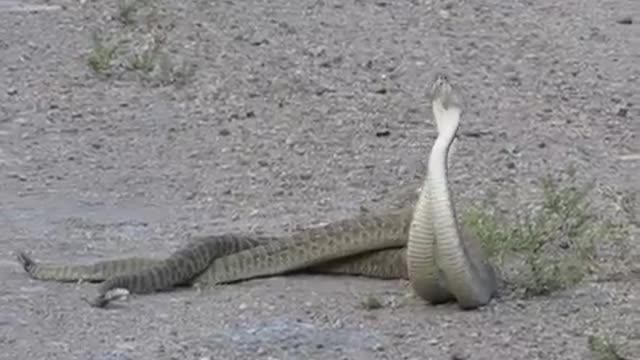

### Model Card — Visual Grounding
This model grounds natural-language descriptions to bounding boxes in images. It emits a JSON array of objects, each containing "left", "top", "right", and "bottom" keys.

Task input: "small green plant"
[
  {"left": 463, "top": 167, "right": 625, "bottom": 297},
  {"left": 86, "top": 0, "right": 193, "bottom": 87},
  {"left": 87, "top": 32, "right": 119, "bottom": 75},
  {"left": 588, "top": 334, "right": 627, "bottom": 360},
  {"left": 604, "top": 189, "right": 639, "bottom": 227},
  {"left": 360, "top": 294, "right": 384, "bottom": 310},
  {"left": 127, "top": 43, "right": 160, "bottom": 73}
]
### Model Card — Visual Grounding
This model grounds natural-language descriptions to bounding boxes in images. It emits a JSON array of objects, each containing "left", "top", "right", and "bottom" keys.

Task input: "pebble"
[
  {"left": 89, "top": 351, "right": 133, "bottom": 360},
  {"left": 439, "top": 10, "right": 451, "bottom": 19},
  {"left": 7, "top": 172, "right": 27, "bottom": 181},
  {"left": 616, "top": 16, "right": 632, "bottom": 25},
  {"left": 451, "top": 352, "right": 469, "bottom": 360}
]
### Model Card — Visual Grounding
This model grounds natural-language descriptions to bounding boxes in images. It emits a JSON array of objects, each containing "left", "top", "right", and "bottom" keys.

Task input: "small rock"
[
  {"left": 7, "top": 88, "right": 17, "bottom": 95},
  {"left": 507, "top": 74, "right": 521, "bottom": 85},
  {"left": 375, "top": 130, "right": 391, "bottom": 137},
  {"left": 89, "top": 351, "right": 133, "bottom": 360},
  {"left": 7, "top": 172, "right": 27, "bottom": 181},
  {"left": 285, "top": 136, "right": 295, "bottom": 146},
  {"left": 616, "top": 108, "right": 628, "bottom": 117},
  {"left": 315, "top": 86, "right": 335, "bottom": 95},
  {"left": 616, "top": 16, "right": 632, "bottom": 25},
  {"left": 219, "top": 128, "right": 231, "bottom": 136},
  {"left": 451, "top": 352, "right": 469, "bottom": 360},
  {"left": 319, "top": 55, "right": 343, "bottom": 68},
  {"left": 249, "top": 38, "right": 268, "bottom": 46},
  {"left": 308, "top": 46, "right": 325, "bottom": 57}
]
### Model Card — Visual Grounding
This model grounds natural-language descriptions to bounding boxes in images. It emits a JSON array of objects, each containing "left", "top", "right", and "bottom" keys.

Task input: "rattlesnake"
[{"left": 17, "top": 74, "right": 498, "bottom": 310}]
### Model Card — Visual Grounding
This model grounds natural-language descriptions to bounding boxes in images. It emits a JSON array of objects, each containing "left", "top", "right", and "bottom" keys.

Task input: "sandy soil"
[{"left": 1, "top": 0, "right": 639, "bottom": 359}]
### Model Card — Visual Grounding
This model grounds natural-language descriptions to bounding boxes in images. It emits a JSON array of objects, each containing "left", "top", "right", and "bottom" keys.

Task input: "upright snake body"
[{"left": 408, "top": 74, "right": 497, "bottom": 309}]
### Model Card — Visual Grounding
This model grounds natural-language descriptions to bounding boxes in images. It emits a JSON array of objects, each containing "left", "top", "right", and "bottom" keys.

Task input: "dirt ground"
[{"left": 1, "top": 0, "right": 639, "bottom": 359}]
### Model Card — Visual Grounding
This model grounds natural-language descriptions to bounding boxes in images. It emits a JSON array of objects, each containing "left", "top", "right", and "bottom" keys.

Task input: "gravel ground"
[{"left": 1, "top": 0, "right": 639, "bottom": 359}]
